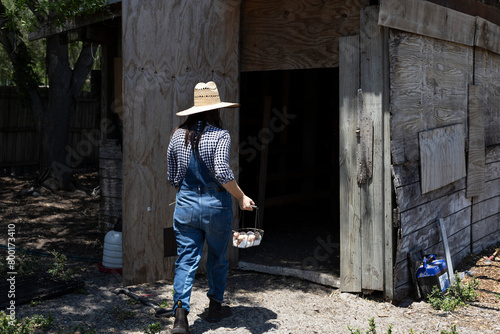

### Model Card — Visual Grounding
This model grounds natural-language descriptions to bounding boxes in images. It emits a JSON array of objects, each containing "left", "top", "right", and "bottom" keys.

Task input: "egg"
[
  {"left": 233, "top": 232, "right": 240, "bottom": 239},
  {"left": 248, "top": 234, "right": 256, "bottom": 242}
]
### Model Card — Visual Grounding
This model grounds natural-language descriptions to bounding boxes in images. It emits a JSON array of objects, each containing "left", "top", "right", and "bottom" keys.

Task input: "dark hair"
[{"left": 177, "top": 109, "right": 223, "bottom": 151}]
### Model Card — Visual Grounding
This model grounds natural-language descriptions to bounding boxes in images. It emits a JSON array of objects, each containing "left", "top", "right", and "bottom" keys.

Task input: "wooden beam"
[
  {"left": 379, "top": 0, "right": 476, "bottom": 46},
  {"left": 467, "top": 85, "right": 486, "bottom": 198},
  {"left": 380, "top": 0, "right": 500, "bottom": 56},
  {"left": 238, "top": 261, "right": 340, "bottom": 288},
  {"left": 426, "top": 0, "right": 500, "bottom": 27},
  {"left": 360, "top": 6, "right": 385, "bottom": 292},
  {"left": 475, "top": 17, "right": 500, "bottom": 57},
  {"left": 382, "top": 25, "right": 394, "bottom": 301},
  {"left": 339, "top": 34, "right": 362, "bottom": 293}
]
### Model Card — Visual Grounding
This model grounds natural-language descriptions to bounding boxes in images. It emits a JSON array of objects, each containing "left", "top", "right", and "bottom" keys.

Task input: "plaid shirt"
[{"left": 167, "top": 122, "right": 235, "bottom": 188}]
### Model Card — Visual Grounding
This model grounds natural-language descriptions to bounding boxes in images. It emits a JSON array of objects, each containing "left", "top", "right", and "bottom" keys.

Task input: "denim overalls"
[{"left": 173, "top": 150, "right": 233, "bottom": 314}]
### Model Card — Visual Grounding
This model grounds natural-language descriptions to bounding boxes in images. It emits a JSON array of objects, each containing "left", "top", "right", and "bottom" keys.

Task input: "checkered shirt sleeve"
[{"left": 167, "top": 124, "right": 235, "bottom": 187}]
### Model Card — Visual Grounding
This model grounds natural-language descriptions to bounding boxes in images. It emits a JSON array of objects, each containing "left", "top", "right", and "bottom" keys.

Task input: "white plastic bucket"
[{"left": 102, "top": 230, "right": 123, "bottom": 268}]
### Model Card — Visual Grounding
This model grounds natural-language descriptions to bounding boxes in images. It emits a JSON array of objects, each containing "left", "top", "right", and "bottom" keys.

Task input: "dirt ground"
[{"left": 1, "top": 172, "right": 499, "bottom": 334}]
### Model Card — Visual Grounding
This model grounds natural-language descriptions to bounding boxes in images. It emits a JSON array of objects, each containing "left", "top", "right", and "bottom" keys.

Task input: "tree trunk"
[
  {"left": 41, "top": 37, "right": 97, "bottom": 190},
  {"left": 40, "top": 34, "right": 74, "bottom": 189}
]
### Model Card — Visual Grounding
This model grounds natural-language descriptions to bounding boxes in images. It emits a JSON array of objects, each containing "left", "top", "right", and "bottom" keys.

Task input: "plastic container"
[
  {"left": 102, "top": 225, "right": 123, "bottom": 269},
  {"left": 416, "top": 254, "right": 450, "bottom": 298}
]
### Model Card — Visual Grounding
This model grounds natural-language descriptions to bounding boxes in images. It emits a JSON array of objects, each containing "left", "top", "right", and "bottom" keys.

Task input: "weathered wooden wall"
[
  {"left": 472, "top": 146, "right": 500, "bottom": 253},
  {"left": 389, "top": 30, "right": 473, "bottom": 299},
  {"left": 240, "top": 0, "right": 369, "bottom": 72},
  {"left": 471, "top": 48, "right": 500, "bottom": 254},
  {"left": 389, "top": 28, "right": 500, "bottom": 300},
  {"left": 121, "top": 0, "right": 241, "bottom": 285},
  {"left": 475, "top": 48, "right": 500, "bottom": 147},
  {"left": 0, "top": 87, "right": 100, "bottom": 172}
]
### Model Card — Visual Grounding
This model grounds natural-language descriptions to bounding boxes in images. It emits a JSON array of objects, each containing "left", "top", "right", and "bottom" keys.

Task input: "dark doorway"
[{"left": 238, "top": 68, "right": 340, "bottom": 277}]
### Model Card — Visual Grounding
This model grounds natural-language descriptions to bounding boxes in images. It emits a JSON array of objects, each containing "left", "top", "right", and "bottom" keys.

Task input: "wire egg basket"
[{"left": 232, "top": 206, "right": 264, "bottom": 248}]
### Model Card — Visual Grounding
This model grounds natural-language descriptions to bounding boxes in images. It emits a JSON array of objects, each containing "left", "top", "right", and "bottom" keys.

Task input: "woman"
[{"left": 167, "top": 81, "right": 255, "bottom": 334}]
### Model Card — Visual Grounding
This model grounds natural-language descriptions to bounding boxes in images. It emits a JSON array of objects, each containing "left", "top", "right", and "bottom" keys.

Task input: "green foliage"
[
  {"left": 347, "top": 318, "right": 460, "bottom": 334},
  {"left": 347, "top": 318, "right": 381, "bottom": 334},
  {"left": 7, "top": 0, "right": 109, "bottom": 32},
  {"left": 440, "top": 325, "right": 459, "bottom": 334},
  {"left": 427, "top": 274, "right": 479, "bottom": 312},
  {"left": 143, "top": 322, "right": 162, "bottom": 334},
  {"left": 0, "top": 311, "right": 53, "bottom": 334},
  {"left": 0, "top": 0, "right": 106, "bottom": 92},
  {"left": 47, "top": 250, "right": 79, "bottom": 281},
  {"left": 159, "top": 300, "right": 169, "bottom": 308}
]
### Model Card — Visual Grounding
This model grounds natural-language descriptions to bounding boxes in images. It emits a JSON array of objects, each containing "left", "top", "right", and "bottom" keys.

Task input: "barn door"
[{"left": 339, "top": 6, "right": 393, "bottom": 298}]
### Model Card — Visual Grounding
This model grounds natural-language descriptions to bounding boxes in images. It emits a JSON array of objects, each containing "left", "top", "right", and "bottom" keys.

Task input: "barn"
[{"left": 30, "top": 0, "right": 500, "bottom": 302}]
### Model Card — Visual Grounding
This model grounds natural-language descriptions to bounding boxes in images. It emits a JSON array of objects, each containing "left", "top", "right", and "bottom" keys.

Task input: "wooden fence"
[{"left": 0, "top": 86, "right": 101, "bottom": 174}]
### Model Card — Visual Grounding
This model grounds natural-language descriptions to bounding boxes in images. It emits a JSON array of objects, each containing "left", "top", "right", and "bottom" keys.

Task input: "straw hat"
[{"left": 176, "top": 81, "right": 239, "bottom": 116}]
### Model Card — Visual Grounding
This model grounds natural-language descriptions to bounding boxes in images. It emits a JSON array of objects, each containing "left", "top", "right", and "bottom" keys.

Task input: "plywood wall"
[
  {"left": 389, "top": 30, "right": 473, "bottom": 165},
  {"left": 240, "top": 0, "right": 369, "bottom": 72},
  {"left": 121, "top": 0, "right": 241, "bottom": 285}
]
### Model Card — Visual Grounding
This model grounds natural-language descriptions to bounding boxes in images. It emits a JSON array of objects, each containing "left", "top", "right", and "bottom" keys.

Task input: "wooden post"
[
  {"left": 359, "top": 6, "right": 386, "bottom": 292},
  {"left": 339, "top": 34, "right": 362, "bottom": 293}
]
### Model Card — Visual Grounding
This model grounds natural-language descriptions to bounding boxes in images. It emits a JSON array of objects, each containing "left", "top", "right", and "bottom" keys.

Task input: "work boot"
[
  {"left": 205, "top": 297, "right": 232, "bottom": 323},
  {"left": 171, "top": 307, "right": 190, "bottom": 334}
]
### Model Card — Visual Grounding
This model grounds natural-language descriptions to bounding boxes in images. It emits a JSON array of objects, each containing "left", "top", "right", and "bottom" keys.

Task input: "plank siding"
[
  {"left": 240, "top": 0, "right": 369, "bottom": 72},
  {"left": 474, "top": 48, "right": 500, "bottom": 147},
  {"left": 467, "top": 85, "right": 486, "bottom": 198},
  {"left": 470, "top": 49, "right": 500, "bottom": 254},
  {"left": 121, "top": 0, "right": 240, "bottom": 285},
  {"left": 359, "top": 6, "right": 388, "bottom": 292},
  {"left": 339, "top": 35, "right": 362, "bottom": 293}
]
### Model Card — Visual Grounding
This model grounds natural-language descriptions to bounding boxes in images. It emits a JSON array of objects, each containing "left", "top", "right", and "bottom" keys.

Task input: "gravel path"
[{"left": 13, "top": 263, "right": 500, "bottom": 334}]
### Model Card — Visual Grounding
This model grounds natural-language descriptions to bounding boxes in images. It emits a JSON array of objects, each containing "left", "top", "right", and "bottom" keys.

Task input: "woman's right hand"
[{"left": 239, "top": 195, "right": 255, "bottom": 211}]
